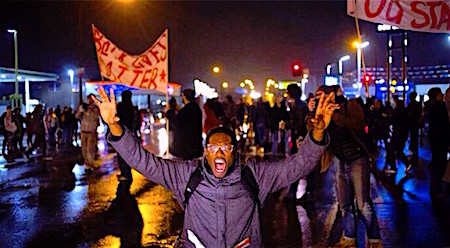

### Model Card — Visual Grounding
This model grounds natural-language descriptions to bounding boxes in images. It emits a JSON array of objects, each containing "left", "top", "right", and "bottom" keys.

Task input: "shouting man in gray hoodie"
[{"left": 92, "top": 86, "right": 338, "bottom": 248}]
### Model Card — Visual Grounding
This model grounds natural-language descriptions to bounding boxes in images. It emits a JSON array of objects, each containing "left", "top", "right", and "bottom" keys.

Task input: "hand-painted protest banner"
[
  {"left": 92, "top": 25, "right": 169, "bottom": 93},
  {"left": 347, "top": 0, "right": 450, "bottom": 33}
]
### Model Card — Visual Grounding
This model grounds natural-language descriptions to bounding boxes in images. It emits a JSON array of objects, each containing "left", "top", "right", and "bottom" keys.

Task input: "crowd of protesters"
[
  {"left": 1, "top": 83, "right": 449, "bottom": 247},
  {"left": 162, "top": 85, "right": 448, "bottom": 247},
  {"left": 0, "top": 102, "right": 88, "bottom": 162}
]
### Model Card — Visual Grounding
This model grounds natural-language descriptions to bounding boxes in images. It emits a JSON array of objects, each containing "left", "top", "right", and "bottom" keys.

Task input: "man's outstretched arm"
[
  {"left": 253, "top": 92, "right": 339, "bottom": 197},
  {"left": 92, "top": 86, "right": 191, "bottom": 191}
]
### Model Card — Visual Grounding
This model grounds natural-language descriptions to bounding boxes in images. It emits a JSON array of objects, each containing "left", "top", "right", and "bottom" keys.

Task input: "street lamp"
[
  {"left": 7, "top": 29, "right": 18, "bottom": 94},
  {"left": 326, "top": 63, "right": 332, "bottom": 75},
  {"left": 338, "top": 55, "right": 350, "bottom": 86},
  {"left": 212, "top": 66, "right": 220, "bottom": 73},
  {"left": 353, "top": 41, "right": 369, "bottom": 95},
  {"left": 7, "top": 29, "right": 21, "bottom": 108}
]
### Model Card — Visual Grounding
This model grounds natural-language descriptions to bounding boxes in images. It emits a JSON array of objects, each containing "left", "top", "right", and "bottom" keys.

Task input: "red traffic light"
[
  {"left": 363, "top": 73, "right": 372, "bottom": 84},
  {"left": 291, "top": 62, "right": 303, "bottom": 77}
]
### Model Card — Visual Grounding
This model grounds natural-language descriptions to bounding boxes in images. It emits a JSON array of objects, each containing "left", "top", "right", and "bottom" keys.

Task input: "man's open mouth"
[{"left": 214, "top": 158, "right": 226, "bottom": 174}]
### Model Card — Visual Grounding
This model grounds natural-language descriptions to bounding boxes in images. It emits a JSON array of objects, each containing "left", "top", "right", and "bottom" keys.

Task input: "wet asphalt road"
[{"left": 0, "top": 135, "right": 449, "bottom": 248}]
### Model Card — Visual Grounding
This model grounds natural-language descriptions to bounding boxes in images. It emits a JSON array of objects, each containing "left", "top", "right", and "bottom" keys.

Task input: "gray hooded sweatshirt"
[{"left": 108, "top": 128, "right": 328, "bottom": 248}]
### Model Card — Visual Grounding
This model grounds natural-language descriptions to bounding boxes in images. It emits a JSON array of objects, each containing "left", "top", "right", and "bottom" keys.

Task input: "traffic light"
[
  {"left": 291, "top": 61, "right": 303, "bottom": 77},
  {"left": 363, "top": 73, "right": 372, "bottom": 84}
]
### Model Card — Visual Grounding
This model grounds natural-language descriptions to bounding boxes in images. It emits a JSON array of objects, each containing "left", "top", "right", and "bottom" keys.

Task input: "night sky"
[{"left": 0, "top": 1, "right": 449, "bottom": 94}]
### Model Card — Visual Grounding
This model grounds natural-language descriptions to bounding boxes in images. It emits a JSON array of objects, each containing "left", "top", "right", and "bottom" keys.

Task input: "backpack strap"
[
  {"left": 241, "top": 165, "right": 261, "bottom": 208},
  {"left": 183, "top": 160, "right": 204, "bottom": 209}
]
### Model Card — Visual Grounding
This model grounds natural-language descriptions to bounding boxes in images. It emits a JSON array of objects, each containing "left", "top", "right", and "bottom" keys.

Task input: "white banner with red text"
[
  {"left": 347, "top": 0, "right": 450, "bottom": 33},
  {"left": 92, "top": 25, "right": 169, "bottom": 93}
]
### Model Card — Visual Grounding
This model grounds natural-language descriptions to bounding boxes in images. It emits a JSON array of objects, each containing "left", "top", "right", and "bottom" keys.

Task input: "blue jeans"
[{"left": 337, "top": 157, "right": 381, "bottom": 240}]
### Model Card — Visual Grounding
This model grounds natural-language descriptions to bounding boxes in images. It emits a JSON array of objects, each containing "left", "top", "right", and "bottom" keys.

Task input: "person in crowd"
[
  {"left": 61, "top": 106, "right": 76, "bottom": 146},
  {"left": 116, "top": 90, "right": 136, "bottom": 183},
  {"left": 76, "top": 94, "right": 100, "bottom": 171},
  {"left": 2, "top": 106, "right": 17, "bottom": 156},
  {"left": 303, "top": 92, "right": 319, "bottom": 201},
  {"left": 12, "top": 107, "right": 25, "bottom": 152},
  {"left": 25, "top": 104, "right": 47, "bottom": 158},
  {"left": 54, "top": 105, "right": 62, "bottom": 127},
  {"left": 236, "top": 97, "right": 249, "bottom": 152},
  {"left": 372, "top": 100, "right": 390, "bottom": 148},
  {"left": 203, "top": 98, "right": 223, "bottom": 135},
  {"left": 54, "top": 104, "right": 63, "bottom": 143},
  {"left": 1, "top": 107, "right": 10, "bottom": 156},
  {"left": 170, "top": 89, "right": 203, "bottom": 160},
  {"left": 445, "top": 86, "right": 450, "bottom": 124},
  {"left": 164, "top": 97, "right": 179, "bottom": 149},
  {"left": 426, "top": 87, "right": 450, "bottom": 196},
  {"left": 385, "top": 99, "right": 412, "bottom": 174},
  {"left": 222, "top": 95, "right": 236, "bottom": 128},
  {"left": 317, "top": 86, "right": 382, "bottom": 248},
  {"left": 45, "top": 107, "right": 58, "bottom": 149},
  {"left": 251, "top": 98, "right": 268, "bottom": 154},
  {"left": 286, "top": 84, "right": 307, "bottom": 154},
  {"left": 92, "top": 85, "right": 337, "bottom": 248},
  {"left": 406, "top": 91, "right": 422, "bottom": 163},
  {"left": 285, "top": 84, "right": 308, "bottom": 201},
  {"left": 73, "top": 107, "right": 80, "bottom": 147},
  {"left": 133, "top": 106, "right": 140, "bottom": 138},
  {"left": 268, "top": 94, "right": 288, "bottom": 158},
  {"left": 25, "top": 112, "right": 34, "bottom": 148}
]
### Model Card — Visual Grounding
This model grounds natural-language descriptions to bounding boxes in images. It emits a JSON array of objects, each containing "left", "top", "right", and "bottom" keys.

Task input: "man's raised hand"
[
  {"left": 91, "top": 86, "right": 123, "bottom": 136},
  {"left": 311, "top": 92, "right": 339, "bottom": 140}
]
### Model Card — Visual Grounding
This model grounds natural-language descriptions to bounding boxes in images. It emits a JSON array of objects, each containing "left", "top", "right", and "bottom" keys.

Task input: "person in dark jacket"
[
  {"left": 286, "top": 84, "right": 307, "bottom": 153},
  {"left": 427, "top": 87, "right": 450, "bottom": 196},
  {"left": 286, "top": 84, "right": 308, "bottom": 201},
  {"left": 12, "top": 107, "right": 25, "bottom": 152},
  {"left": 92, "top": 86, "right": 337, "bottom": 247},
  {"left": 406, "top": 91, "right": 422, "bottom": 163},
  {"left": 385, "top": 99, "right": 412, "bottom": 174},
  {"left": 268, "top": 95, "right": 288, "bottom": 158},
  {"left": 319, "top": 86, "right": 383, "bottom": 248},
  {"left": 170, "top": 89, "right": 203, "bottom": 160},
  {"left": 25, "top": 104, "right": 47, "bottom": 158},
  {"left": 251, "top": 98, "right": 268, "bottom": 153},
  {"left": 164, "top": 97, "right": 179, "bottom": 148},
  {"left": 116, "top": 90, "right": 136, "bottom": 183}
]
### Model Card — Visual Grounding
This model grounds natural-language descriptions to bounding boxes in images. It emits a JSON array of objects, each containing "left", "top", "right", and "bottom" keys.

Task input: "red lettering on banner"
[
  {"left": 149, "top": 48, "right": 161, "bottom": 64},
  {"left": 93, "top": 30, "right": 104, "bottom": 52},
  {"left": 117, "top": 65, "right": 128, "bottom": 81},
  {"left": 132, "top": 57, "right": 144, "bottom": 69},
  {"left": 155, "top": 41, "right": 167, "bottom": 61},
  {"left": 130, "top": 70, "right": 143, "bottom": 86},
  {"left": 149, "top": 68, "right": 158, "bottom": 89},
  {"left": 386, "top": 0, "right": 403, "bottom": 24},
  {"left": 365, "top": 0, "right": 386, "bottom": 18},
  {"left": 159, "top": 70, "right": 166, "bottom": 83},
  {"left": 428, "top": 1, "right": 443, "bottom": 29},
  {"left": 141, "top": 55, "right": 152, "bottom": 67},
  {"left": 139, "top": 70, "right": 152, "bottom": 88},
  {"left": 101, "top": 41, "right": 111, "bottom": 56},
  {"left": 106, "top": 61, "right": 113, "bottom": 77},
  {"left": 436, "top": 2, "right": 449, "bottom": 30},
  {"left": 118, "top": 53, "right": 127, "bottom": 62},
  {"left": 411, "top": 1, "right": 430, "bottom": 28}
]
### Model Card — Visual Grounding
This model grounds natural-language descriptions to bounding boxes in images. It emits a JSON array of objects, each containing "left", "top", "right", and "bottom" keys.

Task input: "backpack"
[{"left": 183, "top": 160, "right": 260, "bottom": 209}]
